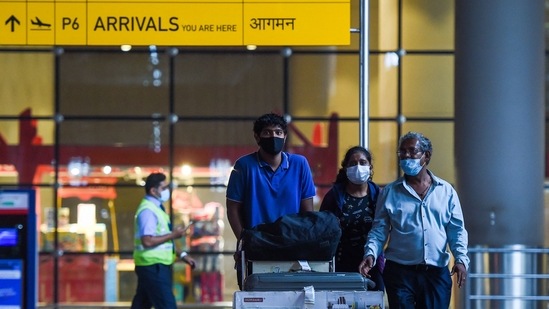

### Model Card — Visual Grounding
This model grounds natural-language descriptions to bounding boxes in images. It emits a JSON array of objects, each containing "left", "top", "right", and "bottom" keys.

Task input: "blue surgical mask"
[
  {"left": 399, "top": 158, "right": 424, "bottom": 176},
  {"left": 159, "top": 188, "right": 170, "bottom": 202}
]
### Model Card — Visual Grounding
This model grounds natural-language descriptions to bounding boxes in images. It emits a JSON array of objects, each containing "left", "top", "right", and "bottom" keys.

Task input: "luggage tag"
[
  {"left": 303, "top": 285, "right": 315, "bottom": 309},
  {"left": 291, "top": 260, "right": 312, "bottom": 272}
]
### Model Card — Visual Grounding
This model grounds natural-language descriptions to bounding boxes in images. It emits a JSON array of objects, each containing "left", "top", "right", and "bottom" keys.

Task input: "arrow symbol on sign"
[{"left": 5, "top": 15, "right": 21, "bottom": 32}]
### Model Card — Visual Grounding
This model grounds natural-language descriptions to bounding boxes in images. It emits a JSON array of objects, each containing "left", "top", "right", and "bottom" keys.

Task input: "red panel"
[
  {"left": 39, "top": 255, "right": 105, "bottom": 303},
  {"left": 0, "top": 209, "right": 28, "bottom": 215},
  {"left": 199, "top": 272, "right": 223, "bottom": 303}
]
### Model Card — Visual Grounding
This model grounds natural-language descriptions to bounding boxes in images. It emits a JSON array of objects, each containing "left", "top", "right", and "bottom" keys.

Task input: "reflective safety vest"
[{"left": 133, "top": 199, "right": 175, "bottom": 266}]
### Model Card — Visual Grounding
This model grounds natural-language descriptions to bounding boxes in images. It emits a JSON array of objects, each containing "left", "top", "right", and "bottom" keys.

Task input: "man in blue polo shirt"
[{"left": 226, "top": 112, "right": 316, "bottom": 288}]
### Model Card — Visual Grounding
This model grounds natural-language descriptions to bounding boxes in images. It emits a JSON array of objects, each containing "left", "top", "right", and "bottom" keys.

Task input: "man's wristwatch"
[{"left": 180, "top": 252, "right": 188, "bottom": 259}]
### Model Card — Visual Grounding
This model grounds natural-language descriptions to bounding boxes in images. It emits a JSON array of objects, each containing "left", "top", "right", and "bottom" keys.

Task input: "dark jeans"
[
  {"left": 131, "top": 264, "right": 176, "bottom": 309},
  {"left": 383, "top": 260, "right": 452, "bottom": 309}
]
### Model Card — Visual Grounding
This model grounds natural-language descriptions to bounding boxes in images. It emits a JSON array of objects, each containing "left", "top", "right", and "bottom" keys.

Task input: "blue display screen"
[
  {"left": 0, "top": 228, "right": 17, "bottom": 246},
  {"left": 0, "top": 259, "right": 22, "bottom": 307}
]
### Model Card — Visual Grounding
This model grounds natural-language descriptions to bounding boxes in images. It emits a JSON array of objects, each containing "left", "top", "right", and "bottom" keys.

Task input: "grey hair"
[{"left": 399, "top": 131, "right": 433, "bottom": 154}]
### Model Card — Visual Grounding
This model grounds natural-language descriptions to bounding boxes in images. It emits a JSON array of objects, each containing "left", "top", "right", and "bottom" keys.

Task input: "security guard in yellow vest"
[{"left": 131, "top": 173, "right": 195, "bottom": 309}]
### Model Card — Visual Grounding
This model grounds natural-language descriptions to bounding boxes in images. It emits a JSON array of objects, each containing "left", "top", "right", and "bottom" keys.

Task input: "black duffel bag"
[{"left": 241, "top": 211, "right": 342, "bottom": 261}]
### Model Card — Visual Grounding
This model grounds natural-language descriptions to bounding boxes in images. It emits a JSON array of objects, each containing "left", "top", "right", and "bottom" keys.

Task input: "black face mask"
[{"left": 258, "top": 137, "right": 285, "bottom": 155}]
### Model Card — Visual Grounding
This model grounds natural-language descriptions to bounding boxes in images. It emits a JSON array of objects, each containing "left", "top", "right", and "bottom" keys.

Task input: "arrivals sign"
[{"left": 0, "top": 0, "right": 350, "bottom": 46}]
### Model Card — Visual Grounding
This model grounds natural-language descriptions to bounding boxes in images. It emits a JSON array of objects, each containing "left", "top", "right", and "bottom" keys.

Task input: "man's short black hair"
[
  {"left": 145, "top": 173, "right": 166, "bottom": 194},
  {"left": 253, "top": 113, "right": 288, "bottom": 135}
]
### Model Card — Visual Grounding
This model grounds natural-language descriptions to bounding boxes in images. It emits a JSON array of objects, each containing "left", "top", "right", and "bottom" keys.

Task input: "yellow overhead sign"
[{"left": 0, "top": 0, "right": 350, "bottom": 46}]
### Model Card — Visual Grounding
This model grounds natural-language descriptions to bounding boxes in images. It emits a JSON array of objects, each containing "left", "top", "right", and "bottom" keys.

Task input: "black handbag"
[{"left": 241, "top": 211, "right": 342, "bottom": 261}]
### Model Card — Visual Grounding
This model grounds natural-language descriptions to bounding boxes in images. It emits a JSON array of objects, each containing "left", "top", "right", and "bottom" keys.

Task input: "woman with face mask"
[{"left": 319, "top": 146, "right": 385, "bottom": 292}]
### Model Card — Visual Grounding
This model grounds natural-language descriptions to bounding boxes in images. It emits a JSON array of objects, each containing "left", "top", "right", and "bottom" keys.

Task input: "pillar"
[{"left": 455, "top": 1, "right": 545, "bottom": 308}]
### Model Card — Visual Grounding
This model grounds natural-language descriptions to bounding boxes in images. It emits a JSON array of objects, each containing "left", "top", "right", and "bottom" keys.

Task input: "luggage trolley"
[
  {"left": 237, "top": 211, "right": 343, "bottom": 290},
  {"left": 240, "top": 250, "right": 335, "bottom": 290}
]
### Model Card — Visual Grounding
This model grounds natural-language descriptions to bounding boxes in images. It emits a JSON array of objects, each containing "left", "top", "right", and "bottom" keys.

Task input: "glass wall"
[{"left": 3, "top": 0, "right": 547, "bottom": 307}]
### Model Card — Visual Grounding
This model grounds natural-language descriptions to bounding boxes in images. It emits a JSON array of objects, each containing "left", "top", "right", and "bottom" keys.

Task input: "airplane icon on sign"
[{"left": 30, "top": 17, "right": 51, "bottom": 29}]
